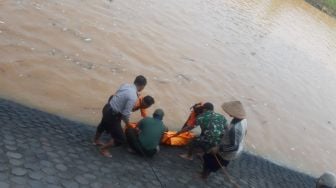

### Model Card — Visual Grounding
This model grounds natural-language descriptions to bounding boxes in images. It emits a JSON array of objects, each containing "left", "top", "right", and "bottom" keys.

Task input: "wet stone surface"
[
  {"left": 6, "top": 152, "right": 22, "bottom": 159},
  {"left": 11, "top": 168, "right": 27, "bottom": 176},
  {"left": 9, "top": 159, "right": 24, "bottom": 166},
  {"left": 28, "top": 172, "right": 44, "bottom": 180},
  {"left": 0, "top": 182, "right": 10, "bottom": 188},
  {"left": 0, "top": 98, "right": 316, "bottom": 187}
]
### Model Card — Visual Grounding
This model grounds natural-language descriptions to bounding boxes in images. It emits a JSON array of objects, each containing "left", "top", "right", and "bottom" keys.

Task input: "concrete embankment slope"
[
  {"left": 306, "top": 0, "right": 336, "bottom": 17},
  {"left": 0, "top": 98, "right": 315, "bottom": 188}
]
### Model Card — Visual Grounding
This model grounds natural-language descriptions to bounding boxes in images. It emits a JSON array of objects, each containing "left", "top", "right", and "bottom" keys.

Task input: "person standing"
[
  {"left": 93, "top": 75, "right": 147, "bottom": 157},
  {"left": 202, "top": 101, "right": 247, "bottom": 181}
]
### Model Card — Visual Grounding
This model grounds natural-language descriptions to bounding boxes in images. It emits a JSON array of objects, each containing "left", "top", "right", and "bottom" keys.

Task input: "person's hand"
[
  {"left": 135, "top": 129, "right": 141, "bottom": 135},
  {"left": 125, "top": 124, "right": 133, "bottom": 129},
  {"left": 172, "top": 132, "right": 180, "bottom": 137},
  {"left": 207, "top": 146, "right": 219, "bottom": 155}
]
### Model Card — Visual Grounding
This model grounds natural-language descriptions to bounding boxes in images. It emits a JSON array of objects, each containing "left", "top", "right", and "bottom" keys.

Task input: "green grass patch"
[{"left": 325, "top": 0, "right": 336, "bottom": 9}]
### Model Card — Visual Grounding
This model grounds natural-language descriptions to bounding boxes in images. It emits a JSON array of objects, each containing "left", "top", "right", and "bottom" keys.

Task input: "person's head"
[
  {"left": 192, "top": 102, "right": 204, "bottom": 115},
  {"left": 202, "top": 102, "right": 214, "bottom": 112},
  {"left": 141, "top": 95, "right": 155, "bottom": 109},
  {"left": 153, "top": 109, "right": 164, "bottom": 121},
  {"left": 316, "top": 172, "right": 336, "bottom": 188},
  {"left": 134, "top": 75, "right": 147, "bottom": 92},
  {"left": 221, "top": 101, "right": 246, "bottom": 119}
]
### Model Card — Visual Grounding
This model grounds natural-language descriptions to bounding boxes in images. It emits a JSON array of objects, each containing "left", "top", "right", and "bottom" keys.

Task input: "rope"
[
  {"left": 213, "top": 154, "right": 240, "bottom": 188},
  {"left": 126, "top": 127, "right": 165, "bottom": 187},
  {"left": 138, "top": 145, "right": 165, "bottom": 188},
  {"left": 146, "top": 159, "right": 165, "bottom": 188}
]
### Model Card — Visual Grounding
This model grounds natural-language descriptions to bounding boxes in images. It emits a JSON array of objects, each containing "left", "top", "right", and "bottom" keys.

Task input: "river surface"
[{"left": 1, "top": 0, "right": 336, "bottom": 176}]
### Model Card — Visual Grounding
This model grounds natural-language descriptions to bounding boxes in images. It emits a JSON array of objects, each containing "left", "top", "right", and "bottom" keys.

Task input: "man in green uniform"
[{"left": 176, "top": 102, "right": 227, "bottom": 160}]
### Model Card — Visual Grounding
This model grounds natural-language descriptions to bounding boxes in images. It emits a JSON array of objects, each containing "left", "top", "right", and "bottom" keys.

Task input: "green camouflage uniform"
[{"left": 194, "top": 111, "right": 227, "bottom": 151}]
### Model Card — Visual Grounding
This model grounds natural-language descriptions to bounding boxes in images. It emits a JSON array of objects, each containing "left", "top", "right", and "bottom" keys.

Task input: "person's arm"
[
  {"left": 121, "top": 98, "right": 136, "bottom": 126},
  {"left": 178, "top": 116, "right": 200, "bottom": 135},
  {"left": 132, "top": 97, "right": 141, "bottom": 112},
  {"left": 163, "top": 123, "right": 169, "bottom": 132},
  {"left": 224, "top": 118, "right": 229, "bottom": 130},
  {"left": 108, "top": 95, "right": 114, "bottom": 103},
  {"left": 207, "top": 146, "right": 219, "bottom": 154},
  {"left": 175, "top": 115, "right": 202, "bottom": 136},
  {"left": 175, "top": 126, "right": 193, "bottom": 136},
  {"left": 220, "top": 126, "right": 240, "bottom": 152},
  {"left": 140, "top": 108, "right": 147, "bottom": 118},
  {"left": 135, "top": 120, "right": 143, "bottom": 134},
  {"left": 122, "top": 117, "right": 130, "bottom": 126}
]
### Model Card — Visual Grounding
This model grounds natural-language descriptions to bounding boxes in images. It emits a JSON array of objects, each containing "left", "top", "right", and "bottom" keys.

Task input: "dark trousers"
[
  {"left": 96, "top": 103, "right": 125, "bottom": 145},
  {"left": 203, "top": 153, "right": 230, "bottom": 173},
  {"left": 125, "top": 128, "right": 156, "bottom": 157}
]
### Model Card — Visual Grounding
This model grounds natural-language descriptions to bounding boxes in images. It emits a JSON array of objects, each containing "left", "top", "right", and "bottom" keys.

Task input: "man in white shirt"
[
  {"left": 93, "top": 75, "right": 147, "bottom": 157},
  {"left": 202, "top": 101, "right": 247, "bottom": 182}
]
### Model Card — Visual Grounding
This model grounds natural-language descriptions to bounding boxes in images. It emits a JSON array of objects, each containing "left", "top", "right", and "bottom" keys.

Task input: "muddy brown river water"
[{"left": 1, "top": 0, "right": 336, "bottom": 176}]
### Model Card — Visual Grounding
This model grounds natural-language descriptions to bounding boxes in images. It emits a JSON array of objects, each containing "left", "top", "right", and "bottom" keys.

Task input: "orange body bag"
[{"left": 160, "top": 131, "right": 195, "bottom": 146}]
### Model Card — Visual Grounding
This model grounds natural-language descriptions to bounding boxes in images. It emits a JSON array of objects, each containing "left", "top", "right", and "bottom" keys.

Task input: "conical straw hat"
[{"left": 221, "top": 101, "right": 246, "bottom": 119}]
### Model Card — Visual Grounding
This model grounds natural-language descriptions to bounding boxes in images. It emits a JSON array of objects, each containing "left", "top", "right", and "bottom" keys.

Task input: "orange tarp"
[{"left": 161, "top": 131, "right": 195, "bottom": 146}]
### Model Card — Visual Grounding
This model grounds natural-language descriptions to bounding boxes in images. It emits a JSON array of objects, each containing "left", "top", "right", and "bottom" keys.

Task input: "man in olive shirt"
[{"left": 125, "top": 109, "right": 165, "bottom": 157}]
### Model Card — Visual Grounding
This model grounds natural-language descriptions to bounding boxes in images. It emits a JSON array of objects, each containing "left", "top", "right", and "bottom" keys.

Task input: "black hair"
[
  {"left": 143, "top": 95, "right": 155, "bottom": 106},
  {"left": 134, "top": 75, "right": 147, "bottom": 86},
  {"left": 192, "top": 103, "right": 204, "bottom": 115},
  {"left": 153, "top": 109, "right": 164, "bottom": 120},
  {"left": 202, "top": 102, "right": 214, "bottom": 111},
  {"left": 231, "top": 118, "right": 242, "bottom": 125}
]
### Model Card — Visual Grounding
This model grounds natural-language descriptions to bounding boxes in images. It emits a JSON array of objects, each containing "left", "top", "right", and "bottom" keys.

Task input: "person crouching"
[{"left": 125, "top": 109, "right": 166, "bottom": 157}]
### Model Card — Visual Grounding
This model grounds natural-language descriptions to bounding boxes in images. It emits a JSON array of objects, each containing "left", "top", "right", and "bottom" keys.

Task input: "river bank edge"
[
  {"left": 0, "top": 97, "right": 318, "bottom": 179},
  {"left": 305, "top": 0, "right": 336, "bottom": 18},
  {"left": 0, "top": 95, "right": 319, "bottom": 178},
  {"left": 0, "top": 97, "right": 316, "bottom": 187}
]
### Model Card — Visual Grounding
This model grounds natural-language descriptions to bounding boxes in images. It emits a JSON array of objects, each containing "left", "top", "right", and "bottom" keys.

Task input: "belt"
[{"left": 108, "top": 104, "right": 121, "bottom": 116}]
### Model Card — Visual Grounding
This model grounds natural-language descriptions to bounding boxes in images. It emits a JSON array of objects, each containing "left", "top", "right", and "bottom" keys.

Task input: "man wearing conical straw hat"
[{"left": 202, "top": 101, "right": 247, "bottom": 182}]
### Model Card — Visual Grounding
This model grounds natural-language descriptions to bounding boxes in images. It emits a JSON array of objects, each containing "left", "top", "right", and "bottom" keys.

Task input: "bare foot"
[
  {"left": 179, "top": 153, "right": 193, "bottom": 160},
  {"left": 92, "top": 140, "right": 104, "bottom": 146},
  {"left": 99, "top": 148, "right": 112, "bottom": 158},
  {"left": 192, "top": 172, "right": 208, "bottom": 181},
  {"left": 201, "top": 172, "right": 210, "bottom": 180}
]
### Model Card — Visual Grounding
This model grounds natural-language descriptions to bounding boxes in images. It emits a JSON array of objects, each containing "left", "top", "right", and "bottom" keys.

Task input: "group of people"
[
  {"left": 175, "top": 101, "right": 247, "bottom": 179},
  {"left": 92, "top": 75, "right": 248, "bottom": 180},
  {"left": 92, "top": 75, "right": 336, "bottom": 186},
  {"left": 92, "top": 75, "right": 162, "bottom": 158}
]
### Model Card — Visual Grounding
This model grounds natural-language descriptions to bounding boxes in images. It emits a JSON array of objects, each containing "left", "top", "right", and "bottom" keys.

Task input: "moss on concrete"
[{"left": 306, "top": 0, "right": 336, "bottom": 18}]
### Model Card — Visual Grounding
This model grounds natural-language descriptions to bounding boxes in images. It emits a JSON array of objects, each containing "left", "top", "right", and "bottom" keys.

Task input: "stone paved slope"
[{"left": 0, "top": 98, "right": 315, "bottom": 188}]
